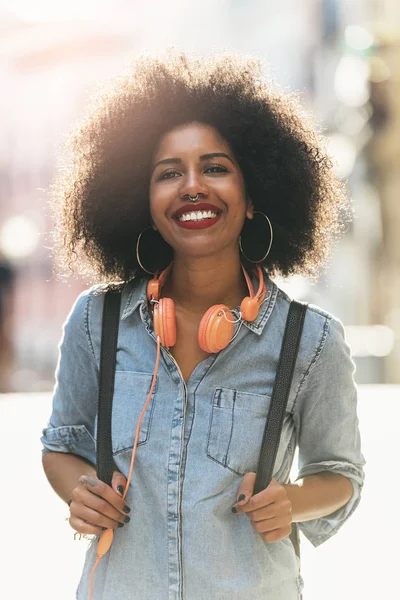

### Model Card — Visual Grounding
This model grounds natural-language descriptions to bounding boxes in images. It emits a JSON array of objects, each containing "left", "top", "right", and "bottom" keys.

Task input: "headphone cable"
[{"left": 88, "top": 336, "right": 161, "bottom": 600}]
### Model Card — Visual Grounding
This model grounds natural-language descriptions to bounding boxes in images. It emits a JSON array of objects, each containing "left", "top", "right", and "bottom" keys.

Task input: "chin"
[{"left": 173, "top": 243, "right": 229, "bottom": 261}]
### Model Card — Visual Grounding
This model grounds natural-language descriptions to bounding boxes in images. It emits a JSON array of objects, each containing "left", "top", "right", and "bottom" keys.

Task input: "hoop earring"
[
  {"left": 239, "top": 211, "right": 273, "bottom": 264},
  {"left": 136, "top": 226, "right": 173, "bottom": 275}
]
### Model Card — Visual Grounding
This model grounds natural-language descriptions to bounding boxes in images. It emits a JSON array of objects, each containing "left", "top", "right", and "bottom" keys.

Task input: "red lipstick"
[
  {"left": 172, "top": 202, "right": 223, "bottom": 230},
  {"left": 175, "top": 215, "right": 221, "bottom": 229}
]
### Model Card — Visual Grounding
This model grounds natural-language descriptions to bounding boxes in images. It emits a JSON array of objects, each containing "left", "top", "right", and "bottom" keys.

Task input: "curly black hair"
[{"left": 51, "top": 52, "right": 350, "bottom": 283}]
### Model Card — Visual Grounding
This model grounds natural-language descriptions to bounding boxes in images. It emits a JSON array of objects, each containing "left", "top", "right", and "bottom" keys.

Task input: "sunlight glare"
[{"left": 7, "top": 0, "right": 110, "bottom": 22}]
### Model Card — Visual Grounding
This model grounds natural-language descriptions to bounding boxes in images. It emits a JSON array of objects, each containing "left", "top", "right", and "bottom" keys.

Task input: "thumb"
[
  {"left": 236, "top": 471, "right": 256, "bottom": 505},
  {"left": 111, "top": 471, "right": 128, "bottom": 497}
]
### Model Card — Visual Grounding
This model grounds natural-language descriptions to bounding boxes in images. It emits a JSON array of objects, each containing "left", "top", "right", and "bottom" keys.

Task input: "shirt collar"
[{"left": 121, "top": 268, "right": 278, "bottom": 336}]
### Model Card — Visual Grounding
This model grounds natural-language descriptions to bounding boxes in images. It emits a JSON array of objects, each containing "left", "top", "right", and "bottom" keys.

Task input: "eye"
[
  {"left": 157, "top": 169, "right": 181, "bottom": 181},
  {"left": 204, "top": 164, "right": 228, "bottom": 173}
]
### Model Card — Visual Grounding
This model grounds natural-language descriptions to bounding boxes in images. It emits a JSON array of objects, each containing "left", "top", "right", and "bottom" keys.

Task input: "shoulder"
[
  {"left": 272, "top": 283, "right": 352, "bottom": 393},
  {"left": 69, "top": 278, "right": 140, "bottom": 323},
  {"left": 273, "top": 284, "right": 334, "bottom": 338},
  {"left": 64, "top": 284, "right": 107, "bottom": 331},
  {"left": 64, "top": 278, "right": 142, "bottom": 362}
]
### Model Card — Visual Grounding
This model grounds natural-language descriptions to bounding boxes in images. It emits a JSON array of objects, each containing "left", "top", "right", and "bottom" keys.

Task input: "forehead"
[{"left": 152, "top": 121, "right": 232, "bottom": 160}]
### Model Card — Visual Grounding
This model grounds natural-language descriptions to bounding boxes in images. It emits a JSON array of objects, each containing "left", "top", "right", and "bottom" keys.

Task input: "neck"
[{"left": 161, "top": 252, "right": 250, "bottom": 315}]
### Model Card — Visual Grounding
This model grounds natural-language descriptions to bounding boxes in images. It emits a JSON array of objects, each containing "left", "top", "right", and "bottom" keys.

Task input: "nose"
[{"left": 178, "top": 167, "right": 209, "bottom": 200}]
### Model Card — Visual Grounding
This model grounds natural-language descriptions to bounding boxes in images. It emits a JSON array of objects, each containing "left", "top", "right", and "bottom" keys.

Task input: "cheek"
[
  {"left": 149, "top": 186, "right": 168, "bottom": 223},
  {"left": 229, "top": 191, "right": 248, "bottom": 220}
]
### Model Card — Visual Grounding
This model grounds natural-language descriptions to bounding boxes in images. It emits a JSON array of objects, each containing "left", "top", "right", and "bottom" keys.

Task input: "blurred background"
[
  {"left": 0, "top": 0, "right": 399, "bottom": 391},
  {"left": 0, "top": 1, "right": 399, "bottom": 599}
]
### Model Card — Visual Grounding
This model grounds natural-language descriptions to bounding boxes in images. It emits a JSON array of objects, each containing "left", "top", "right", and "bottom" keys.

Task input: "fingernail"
[
  {"left": 123, "top": 505, "right": 131, "bottom": 514},
  {"left": 237, "top": 494, "right": 246, "bottom": 502},
  {"left": 124, "top": 515, "right": 130, "bottom": 523},
  {"left": 118, "top": 522, "right": 124, "bottom": 528},
  {"left": 117, "top": 485, "right": 124, "bottom": 495},
  {"left": 231, "top": 506, "right": 237, "bottom": 514}
]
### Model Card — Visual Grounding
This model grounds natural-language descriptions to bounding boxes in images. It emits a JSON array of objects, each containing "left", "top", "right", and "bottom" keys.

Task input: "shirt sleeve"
[
  {"left": 292, "top": 314, "right": 366, "bottom": 548},
  {"left": 40, "top": 289, "right": 100, "bottom": 466}
]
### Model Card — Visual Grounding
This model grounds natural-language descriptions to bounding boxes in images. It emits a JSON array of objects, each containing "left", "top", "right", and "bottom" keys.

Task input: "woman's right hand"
[{"left": 68, "top": 471, "right": 131, "bottom": 535}]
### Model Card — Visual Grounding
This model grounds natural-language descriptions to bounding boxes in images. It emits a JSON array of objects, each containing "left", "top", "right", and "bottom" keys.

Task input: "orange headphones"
[{"left": 147, "top": 262, "right": 266, "bottom": 353}]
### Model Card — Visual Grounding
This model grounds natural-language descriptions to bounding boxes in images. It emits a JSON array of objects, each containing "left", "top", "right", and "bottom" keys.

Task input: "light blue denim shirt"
[{"left": 41, "top": 270, "right": 365, "bottom": 600}]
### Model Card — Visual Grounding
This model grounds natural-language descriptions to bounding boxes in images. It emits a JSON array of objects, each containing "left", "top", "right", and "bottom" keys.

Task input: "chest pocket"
[
  {"left": 107, "top": 371, "right": 157, "bottom": 456},
  {"left": 206, "top": 387, "right": 272, "bottom": 476}
]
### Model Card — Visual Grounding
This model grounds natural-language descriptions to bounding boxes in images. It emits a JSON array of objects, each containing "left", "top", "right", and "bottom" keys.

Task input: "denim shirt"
[{"left": 41, "top": 270, "right": 365, "bottom": 600}]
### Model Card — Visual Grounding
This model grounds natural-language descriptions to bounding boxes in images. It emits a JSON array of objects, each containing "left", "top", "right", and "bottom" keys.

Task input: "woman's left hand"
[{"left": 232, "top": 473, "right": 293, "bottom": 544}]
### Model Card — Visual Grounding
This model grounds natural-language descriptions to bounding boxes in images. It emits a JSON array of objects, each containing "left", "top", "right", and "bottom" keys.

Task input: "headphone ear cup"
[
  {"left": 198, "top": 304, "right": 234, "bottom": 353},
  {"left": 153, "top": 302, "right": 163, "bottom": 345},
  {"left": 147, "top": 278, "right": 161, "bottom": 301},
  {"left": 240, "top": 296, "right": 260, "bottom": 322},
  {"left": 154, "top": 298, "right": 176, "bottom": 348},
  {"left": 161, "top": 297, "right": 176, "bottom": 348}
]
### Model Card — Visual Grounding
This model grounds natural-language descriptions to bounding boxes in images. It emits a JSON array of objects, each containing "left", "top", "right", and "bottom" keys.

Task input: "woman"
[{"left": 41, "top": 53, "right": 365, "bottom": 600}]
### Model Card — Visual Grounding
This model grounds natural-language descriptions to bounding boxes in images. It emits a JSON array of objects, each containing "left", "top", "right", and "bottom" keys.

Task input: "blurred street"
[{"left": 1, "top": 384, "right": 398, "bottom": 600}]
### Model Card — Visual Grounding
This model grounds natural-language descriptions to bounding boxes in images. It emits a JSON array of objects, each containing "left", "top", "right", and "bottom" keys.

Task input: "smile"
[
  {"left": 174, "top": 209, "right": 222, "bottom": 230},
  {"left": 177, "top": 210, "right": 218, "bottom": 222}
]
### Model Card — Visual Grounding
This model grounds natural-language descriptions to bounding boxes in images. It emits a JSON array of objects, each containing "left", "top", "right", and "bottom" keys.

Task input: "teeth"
[{"left": 177, "top": 210, "right": 218, "bottom": 222}]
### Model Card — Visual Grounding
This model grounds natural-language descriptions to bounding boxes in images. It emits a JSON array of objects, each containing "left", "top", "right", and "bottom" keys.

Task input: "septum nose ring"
[{"left": 188, "top": 194, "right": 199, "bottom": 202}]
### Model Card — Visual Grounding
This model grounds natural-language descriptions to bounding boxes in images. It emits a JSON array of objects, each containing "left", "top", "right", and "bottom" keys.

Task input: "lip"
[
  {"left": 172, "top": 202, "right": 222, "bottom": 219},
  {"left": 175, "top": 215, "right": 222, "bottom": 230}
]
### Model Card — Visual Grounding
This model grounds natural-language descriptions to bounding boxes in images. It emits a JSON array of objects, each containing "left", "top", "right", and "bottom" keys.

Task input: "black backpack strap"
[
  {"left": 254, "top": 300, "right": 308, "bottom": 494},
  {"left": 96, "top": 286, "right": 123, "bottom": 486},
  {"left": 254, "top": 299, "right": 307, "bottom": 563}
]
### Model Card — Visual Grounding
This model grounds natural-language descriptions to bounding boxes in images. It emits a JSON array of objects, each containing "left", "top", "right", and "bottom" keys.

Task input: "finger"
[
  {"left": 69, "top": 515, "right": 103, "bottom": 536},
  {"left": 236, "top": 472, "right": 256, "bottom": 505},
  {"left": 71, "top": 502, "right": 125, "bottom": 531},
  {"left": 262, "top": 525, "right": 292, "bottom": 544},
  {"left": 111, "top": 471, "right": 129, "bottom": 504},
  {"left": 78, "top": 474, "right": 130, "bottom": 515},
  {"left": 71, "top": 490, "right": 130, "bottom": 525},
  {"left": 246, "top": 496, "right": 292, "bottom": 523},
  {"left": 250, "top": 514, "right": 292, "bottom": 534},
  {"left": 245, "top": 503, "right": 276, "bottom": 522},
  {"left": 234, "top": 478, "right": 283, "bottom": 514},
  {"left": 232, "top": 472, "right": 256, "bottom": 514}
]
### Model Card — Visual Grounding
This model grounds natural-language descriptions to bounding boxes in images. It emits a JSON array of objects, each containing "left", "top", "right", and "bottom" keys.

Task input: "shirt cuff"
[
  {"left": 41, "top": 424, "right": 96, "bottom": 467},
  {"left": 294, "top": 460, "right": 365, "bottom": 547}
]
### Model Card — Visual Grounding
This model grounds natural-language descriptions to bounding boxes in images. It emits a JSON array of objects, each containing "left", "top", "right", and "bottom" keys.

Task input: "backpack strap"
[
  {"left": 254, "top": 299, "right": 308, "bottom": 494},
  {"left": 96, "top": 286, "right": 123, "bottom": 486},
  {"left": 254, "top": 299, "right": 308, "bottom": 563}
]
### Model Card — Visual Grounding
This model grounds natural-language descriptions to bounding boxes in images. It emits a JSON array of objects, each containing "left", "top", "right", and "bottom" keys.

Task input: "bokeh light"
[
  {"left": 345, "top": 25, "right": 374, "bottom": 51},
  {"left": 0, "top": 215, "right": 40, "bottom": 260}
]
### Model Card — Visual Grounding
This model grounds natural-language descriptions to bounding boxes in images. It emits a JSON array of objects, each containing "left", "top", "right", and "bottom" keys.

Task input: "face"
[{"left": 149, "top": 121, "right": 253, "bottom": 260}]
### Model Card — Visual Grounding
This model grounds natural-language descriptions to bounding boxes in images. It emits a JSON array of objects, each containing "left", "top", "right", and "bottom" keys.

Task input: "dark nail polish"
[
  {"left": 118, "top": 522, "right": 124, "bottom": 528},
  {"left": 102, "top": 527, "right": 107, "bottom": 531},
  {"left": 117, "top": 485, "right": 124, "bottom": 494},
  {"left": 237, "top": 494, "right": 246, "bottom": 502},
  {"left": 231, "top": 506, "right": 237, "bottom": 514},
  {"left": 123, "top": 505, "right": 131, "bottom": 514},
  {"left": 124, "top": 515, "right": 130, "bottom": 523}
]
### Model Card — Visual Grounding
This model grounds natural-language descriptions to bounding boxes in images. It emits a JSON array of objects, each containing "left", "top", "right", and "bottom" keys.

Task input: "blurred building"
[
  {"left": 0, "top": 13, "right": 133, "bottom": 390},
  {"left": 366, "top": 0, "right": 400, "bottom": 382}
]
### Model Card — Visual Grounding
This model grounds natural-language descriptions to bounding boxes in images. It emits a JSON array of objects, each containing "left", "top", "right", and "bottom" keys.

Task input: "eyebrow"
[{"left": 151, "top": 152, "right": 234, "bottom": 173}]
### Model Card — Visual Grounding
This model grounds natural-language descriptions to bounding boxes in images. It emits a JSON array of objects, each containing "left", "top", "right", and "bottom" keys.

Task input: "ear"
[{"left": 246, "top": 198, "right": 254, "bottom": 220}]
